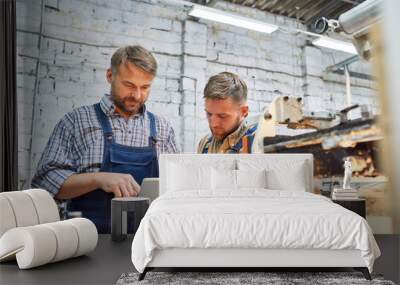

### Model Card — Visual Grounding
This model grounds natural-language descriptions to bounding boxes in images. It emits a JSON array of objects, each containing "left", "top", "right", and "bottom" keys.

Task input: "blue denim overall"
[{"left": 68, "top": 103, "right": 159, "bottom": 233}]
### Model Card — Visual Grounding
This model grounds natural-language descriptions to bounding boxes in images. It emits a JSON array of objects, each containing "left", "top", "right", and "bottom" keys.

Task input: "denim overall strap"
[
  {"left": 202, "top": 125, "right": 258, "bottom": 154},
  {"left": 228, "top": 124, "right": 258, "bottom": 153},
  {"left": 202, "top": 136, "right": 213, "bottom": 154},
  {"left": 147, "top": 111, "right": 157, "bottom": 147},
  {"left": 94, "top": 103, "right": 113, "bottom": 143}
]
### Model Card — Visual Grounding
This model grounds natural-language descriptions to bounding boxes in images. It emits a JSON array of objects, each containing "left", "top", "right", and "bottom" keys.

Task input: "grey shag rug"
[{"left": 116, "top": 271, "right": 396, "bottom": 285}]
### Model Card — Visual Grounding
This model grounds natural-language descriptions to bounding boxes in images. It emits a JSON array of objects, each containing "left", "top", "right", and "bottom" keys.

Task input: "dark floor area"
[
  {"left": 374, "top": 235, "right": 400, "bottom": 284},
  {"left": 0, "top": 234, "right": 398, "bottom": 284}
]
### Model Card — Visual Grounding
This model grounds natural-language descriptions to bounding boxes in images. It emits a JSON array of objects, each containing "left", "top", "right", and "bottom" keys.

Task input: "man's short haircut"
[
  {"left": 203, "top": 72, "right": 247, "bottom": 104},
  {"left": 110, "top": 45, "right": 157, "bottom": 76}
]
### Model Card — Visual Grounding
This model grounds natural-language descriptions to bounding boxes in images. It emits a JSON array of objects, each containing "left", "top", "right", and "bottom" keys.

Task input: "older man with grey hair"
[
  {"left": 32, "top": 45, "right": 179, "bottom": 233},
  {"left": 197, "top": 72, "right": 257, "bottom": 154}
]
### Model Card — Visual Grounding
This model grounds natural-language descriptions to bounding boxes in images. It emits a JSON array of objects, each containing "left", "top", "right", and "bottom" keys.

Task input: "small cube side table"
[
  {"left": 332, "top": 198, "right": 366, "bottom": 218},
  {"left": 111, "top": 197, "right": 150, "bottom": 242}
]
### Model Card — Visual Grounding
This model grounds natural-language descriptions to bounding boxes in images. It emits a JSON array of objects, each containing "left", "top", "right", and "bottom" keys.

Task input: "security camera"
[
  {"left": 314, "top": 0, "right": 382, "bottom": 60},
  {"left": 314, "top": 17, "right": 340, "bottom": 34}
]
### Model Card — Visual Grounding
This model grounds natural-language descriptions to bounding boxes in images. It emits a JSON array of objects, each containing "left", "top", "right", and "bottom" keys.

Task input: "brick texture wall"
[{"left": 16, "top": 0, "right": 378, "bottom": 189}]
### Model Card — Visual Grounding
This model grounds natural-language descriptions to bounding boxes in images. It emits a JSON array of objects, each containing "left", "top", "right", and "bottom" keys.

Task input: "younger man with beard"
[
  {"left": 197, "top": 72, "right": 256, "bottom": 154},
  {"left": 32, "top": 46, "right": 178, "bottom": 232}
]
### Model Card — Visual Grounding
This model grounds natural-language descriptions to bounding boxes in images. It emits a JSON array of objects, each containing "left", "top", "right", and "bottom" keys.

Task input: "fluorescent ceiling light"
[
  {"left": 189, "top": 5, "right": 278, "bottom": 34},
  {"left": 312, "top": 36, "right": 357, "bottom": 54}
]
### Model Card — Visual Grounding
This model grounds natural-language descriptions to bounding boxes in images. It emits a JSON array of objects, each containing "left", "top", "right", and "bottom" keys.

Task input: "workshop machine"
[{"left": 250, "top": 95, "right": 389, "bottom": 233}]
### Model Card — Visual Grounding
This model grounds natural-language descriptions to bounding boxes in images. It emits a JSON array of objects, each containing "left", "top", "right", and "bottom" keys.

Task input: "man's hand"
[
  {"left": 94, "top": 172, "right": 141, "bottom": 198},
  {"left": 56, "top": 172, "right": 141, "bottom": 199}
]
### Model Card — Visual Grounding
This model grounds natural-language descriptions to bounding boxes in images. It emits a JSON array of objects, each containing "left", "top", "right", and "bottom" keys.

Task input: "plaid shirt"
[
  {"left": 32, "top": 94, "right": 179, "bottom": 196},
  {"left": 197, "top": 121, "right": 255, "bottom": 153}
]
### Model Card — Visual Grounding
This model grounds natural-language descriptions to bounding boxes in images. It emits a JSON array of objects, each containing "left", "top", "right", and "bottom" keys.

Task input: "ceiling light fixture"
[
  {"left": 189, "top": 5, "right": 278, "bottom": 34},
  {"left": 312, "top": 36, "right": 358, "bottom": 54}
]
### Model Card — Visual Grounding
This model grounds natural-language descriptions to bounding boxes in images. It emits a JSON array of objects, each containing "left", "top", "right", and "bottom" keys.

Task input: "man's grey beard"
[{"left": 110, "top": 90, "right": 142, "bottom": 115}]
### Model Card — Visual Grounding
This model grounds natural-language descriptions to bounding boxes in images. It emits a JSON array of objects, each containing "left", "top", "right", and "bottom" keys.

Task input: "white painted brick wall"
[{"left": 16, "top": 0, "right": 378, "bottom": 189}]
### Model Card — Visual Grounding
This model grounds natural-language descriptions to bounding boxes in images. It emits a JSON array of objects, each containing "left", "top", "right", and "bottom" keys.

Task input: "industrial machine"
[{"left": 250, "top": 95, "right": 388, "bottom": 232}]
